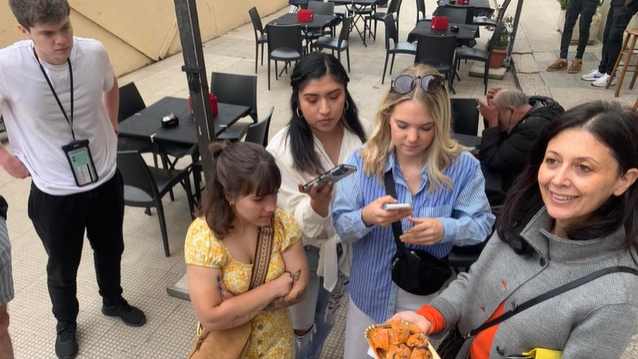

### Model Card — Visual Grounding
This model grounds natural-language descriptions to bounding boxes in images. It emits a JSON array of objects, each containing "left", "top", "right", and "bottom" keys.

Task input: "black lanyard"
[{"left": 33, "top": 48, "right": 75, "bottom": 140}]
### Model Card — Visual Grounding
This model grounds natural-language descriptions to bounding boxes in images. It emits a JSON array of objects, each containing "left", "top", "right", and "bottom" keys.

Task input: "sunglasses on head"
[{"left": 391, "top": 74, "right": 445, "bottom": 94}]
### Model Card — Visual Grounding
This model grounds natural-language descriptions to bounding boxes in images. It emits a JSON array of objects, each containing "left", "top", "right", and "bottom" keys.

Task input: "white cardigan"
[{"left": 267, "top": 121, "right": 372, "bottom": 291}]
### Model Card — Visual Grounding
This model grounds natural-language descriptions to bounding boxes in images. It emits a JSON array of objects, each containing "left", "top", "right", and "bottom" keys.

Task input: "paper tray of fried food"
[{"left": 365, "top": 320, "right": 441, "bottom": 359}]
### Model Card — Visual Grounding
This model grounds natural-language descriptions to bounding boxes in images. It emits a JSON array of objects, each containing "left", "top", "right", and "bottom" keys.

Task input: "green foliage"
[
  {"left": 487, "top": 15, "right": 514, "bottom": 51},
  {"left": 557, "top": 0, "right": 568, "bottom": 11}
]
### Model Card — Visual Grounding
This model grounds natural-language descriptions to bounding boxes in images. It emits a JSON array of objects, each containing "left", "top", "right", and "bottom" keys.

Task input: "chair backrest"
[
  {"left": 210, "top": 72, "right": 258, "bottom": 122},
  {"left": 415, "top": 0, "right": 426, "bottom": 22},
  {"left": 451, "top": 98, "right": 480, "bottom": 136},
  {"left": 308, "top": 1, "right": 335, "bottom": 15},
  {"left": 338, "top": 17, "right": 353, "bottom": 46},
  {"left": 249, "top": 7, "right": 265, "bottom": 38},
  {"left": 116, "top": 151, "right": 159, "bottom": 199},
  {"left": 433, "top": 6, "right": 474, "bottom": 24},
  {"left": 266, "top": 24, "right": 303, "bottom": 57},
  {"left": 245, "top": 106, "right": 274, "bottom": 147},
  {"left": 388, "top": 0, "right": 403, "bottom": 15},
  {"left": 384, "top": 14, "right": 398, "bottom": 48},
  {"left": 415, "top": 34, "right": 457, "bottom": 67},
  {"left": 118, "top": 82, "right": 146, "bottom": 123}
]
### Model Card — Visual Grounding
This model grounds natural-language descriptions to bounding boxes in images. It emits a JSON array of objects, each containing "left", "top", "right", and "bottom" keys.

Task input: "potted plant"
[
  {"left": 556, "top": 0, "right": 603, "bottom": 44},
  {"left": 488, "top": 15, "right": 513, "bottom": 69}
]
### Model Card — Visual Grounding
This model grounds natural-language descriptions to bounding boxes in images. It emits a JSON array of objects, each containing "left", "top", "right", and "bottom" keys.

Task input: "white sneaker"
[
  {"left": 581, "top": 70, "right": 604, "bottom": 81},
  {"left": 591, "top": 74, "right": 617, "bottom": 87}
]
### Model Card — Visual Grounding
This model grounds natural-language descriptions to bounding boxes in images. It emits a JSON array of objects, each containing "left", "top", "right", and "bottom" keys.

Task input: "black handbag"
[
  {"left": 436, "top": 266, "right": 638, "bottom": 359},
  {"left": 384, "top": 171, "right": 453, "bottom": 296}
]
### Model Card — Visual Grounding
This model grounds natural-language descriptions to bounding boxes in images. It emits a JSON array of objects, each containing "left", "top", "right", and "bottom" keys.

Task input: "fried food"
[
  {"left": 406, "top": 333, "right": 428, "bottom": 348},
  {"left": 366, "top": 321, "right": 434, "bottom": 359},
  {"left": 409, "top": 347, "right": 433, "bottom": 359}
]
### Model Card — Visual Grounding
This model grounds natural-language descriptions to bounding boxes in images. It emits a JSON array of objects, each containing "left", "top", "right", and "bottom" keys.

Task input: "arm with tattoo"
[{"left": 263, "top": 270, "right": 307, "bottom": 312}]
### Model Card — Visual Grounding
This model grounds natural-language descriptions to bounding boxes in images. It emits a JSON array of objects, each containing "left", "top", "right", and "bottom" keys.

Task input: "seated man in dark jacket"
[{"left": 477, "top": 87, "right": 565, "bottom": 192}]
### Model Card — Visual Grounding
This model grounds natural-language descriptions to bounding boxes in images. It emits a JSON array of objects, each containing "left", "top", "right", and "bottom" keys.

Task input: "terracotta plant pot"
[{"left": 489, "top": 49, "right": 507, "bottom": 69}]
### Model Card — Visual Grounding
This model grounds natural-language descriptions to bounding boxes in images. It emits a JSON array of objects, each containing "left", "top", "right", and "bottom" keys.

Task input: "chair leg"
[
  {"left": 337, "top": 50, "right": 341, "bottom": 66},
  {"left": 183, "top": 177, "right": 195, "bottom": 219},
  {"left": 346, "top": 47, "right": 351, "bottom": 73},
  {"left": 390, "top": 53, "right": 396, "bottom": 75},
  {"left": 382, "top": 52, "right": 390, "bottom": 84},
  {"left": 275, "top": 60, "right": 279, "bottom": 81},
  {"left": 260, "top": 44, "right": 265, "bottom": 66},
  {"left": 255, "top": 43, "right": 259, "bottom": 74},
  {"left": 268, "top": 58, "right": 271, "bottom": 91},
  {"left": 155, "top": 200, "right": 170, "bottom": 257},
  {"left": 483, "top": 61, "right": 489, "bottom": 95}
]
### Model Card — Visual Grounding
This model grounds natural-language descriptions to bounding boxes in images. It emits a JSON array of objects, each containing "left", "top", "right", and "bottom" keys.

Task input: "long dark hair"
[
  {"left": 287, "top": 52, "right": 367, "bottom": 175},
  {"left": 199, "top": 141, "right": 281, "bottom": 239},
  {"left": 498, "top": 101, "right": 638, "bottom": 255}
]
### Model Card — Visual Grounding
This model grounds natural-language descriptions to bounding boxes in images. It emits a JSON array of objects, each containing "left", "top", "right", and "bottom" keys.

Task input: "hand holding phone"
[
  {"left": 361, "top": 196, "right": 413, "bottom": 227},
  {"left": 384, "top": 203, "right": 412, "bottom": 211},
  {"left": 301, "top": 164, "right": 357, "bottom": 192}
]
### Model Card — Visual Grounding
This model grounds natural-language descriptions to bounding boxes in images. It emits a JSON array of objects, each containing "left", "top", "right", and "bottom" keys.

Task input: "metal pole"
[
  {"left": 505, "top": 0, "right": 525, "bottom": 68},
  {"left": 173, "top": 0, "right": 215, "bottom": 181}
]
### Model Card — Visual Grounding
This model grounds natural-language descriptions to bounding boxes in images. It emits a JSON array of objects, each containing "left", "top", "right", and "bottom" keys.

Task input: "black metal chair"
[
  {"left": 117, "top": 151, "right": 195, "bottom": 257},
  {"left": 266, "top": 24, "right": 303, "bottom": 90},
  {"left": 382, "top": 14, "right": 417, "bottom": 84},
  {"left": 415, "top": 0, "right": 432, "bottom": 23},
  {"left": 312, "top": 17, "right": 353, "bottom": 72},
  {"left": 117, "top": 83, "right": 160, "bottom": 167},
  {"left": 451, "top": 98, "right": 480, "bottom": 136},
  {"left": 365, "top": 0, "right": 402, "bottom": 41},
  {"left": 432, "top": 6, "right": 474, "bottom": 25},
  {"left": 249, "top": 7, "right": 268, "bottom": 74},
  {"left": 454, "top": 21, "right": 504, "bottom": 94},
  {"left": 473, "top": 0, "right": 510, "bottom": 26},
  {"left": 414, "top": 34, "right": 457, "bottom": 93},
  {"left": 244, "top": 106, "right": 275, "bottom": 147}
]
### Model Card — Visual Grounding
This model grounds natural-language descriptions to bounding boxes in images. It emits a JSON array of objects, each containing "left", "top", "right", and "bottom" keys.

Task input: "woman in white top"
[{"left": 267, "top": 52, "right": 371, "bottom": 359}]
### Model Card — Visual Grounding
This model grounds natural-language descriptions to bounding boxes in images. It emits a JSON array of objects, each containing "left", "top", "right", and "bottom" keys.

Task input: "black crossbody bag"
[
  {"left": 384, "top": 171, "right": 453, "bottom": 296},
  {"left": 437, "top": 265, "right": 638, "bottom": 359}
]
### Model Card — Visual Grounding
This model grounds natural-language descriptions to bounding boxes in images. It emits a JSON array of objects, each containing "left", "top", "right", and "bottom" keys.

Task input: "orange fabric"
[
  {"left": 469, "top": 302, "right": 505, "bottom": 359},
  {"left": 416, "top": 305, "right": 446, "bottom": 334}
]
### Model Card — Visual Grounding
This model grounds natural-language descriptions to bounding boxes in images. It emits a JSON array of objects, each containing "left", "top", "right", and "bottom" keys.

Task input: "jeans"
[
  {"left": 289, "top": 246, "right": 345, "bottom": 359},
  {"left": 559, "top": 0, "right": 599, "bottom": 59},
  {"left": 28, "top": 171, "right": 125, "bottom": 324},
  {"left": 599, "top": 4, "right": 638, "bottom": 74}
]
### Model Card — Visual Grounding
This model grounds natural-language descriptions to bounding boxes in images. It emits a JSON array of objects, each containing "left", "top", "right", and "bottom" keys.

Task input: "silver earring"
[
  {"left": 296, "top": 107, "right": 303, "bottom": 118},
  {"left": 344, "top": 100, "right": 350, "bottom": 111}
]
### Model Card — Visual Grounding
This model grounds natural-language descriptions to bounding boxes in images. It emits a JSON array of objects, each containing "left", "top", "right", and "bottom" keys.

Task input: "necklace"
[{"left": 399, "top": 165, "right": 421, "bottom": 182}]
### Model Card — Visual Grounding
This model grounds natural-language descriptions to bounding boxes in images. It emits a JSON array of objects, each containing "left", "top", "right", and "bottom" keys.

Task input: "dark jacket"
[{"left": 479, "top": 96, "right": 565, "bottom": 191}]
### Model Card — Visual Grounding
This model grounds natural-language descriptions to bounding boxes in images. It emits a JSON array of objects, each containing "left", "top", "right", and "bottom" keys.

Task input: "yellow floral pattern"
[{"left": 184, "top": 207, "right": 301, "bottom": 359}]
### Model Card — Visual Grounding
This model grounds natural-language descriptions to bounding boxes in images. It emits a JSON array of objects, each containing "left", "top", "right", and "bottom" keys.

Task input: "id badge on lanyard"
[{"left": 34, "top": 47, "right": 99, "bottom": 187}]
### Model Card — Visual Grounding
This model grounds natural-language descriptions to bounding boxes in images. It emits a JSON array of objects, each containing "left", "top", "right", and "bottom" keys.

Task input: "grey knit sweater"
[{"left": 430, "top": 208, "right": 638, "bottom": 359}]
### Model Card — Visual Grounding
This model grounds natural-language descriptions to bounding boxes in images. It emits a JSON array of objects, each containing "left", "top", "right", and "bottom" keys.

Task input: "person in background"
[
  {"left": 332, "top": 64, "right": 495, "bottom": 357},
  {"left": 0, "top": 196, "right": 13, "bottom": 359},
  {"left": 393, "top": 101, "right": 638, "bottom": 359},
  {"left": 267, "top": 52, "right": 371, "bottom": 359},
  {"left": 477, "top": 87, "right": 565, "bottom": 193},
  {"left": 0, "top": 1, "right": 145, "bottom": 357},
  {"left": 185, "top": 141, "right": 309, "bottom": 359},
  {"left": 546, "top": 0, "right": 600, "bottom": 74},
  {"left": 581, "top": 0, "right": 638, "bottom": 87}
]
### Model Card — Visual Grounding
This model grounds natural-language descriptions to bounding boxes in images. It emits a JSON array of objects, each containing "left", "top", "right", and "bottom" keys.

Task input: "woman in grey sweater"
[{"left": 393, "top": 101, "right": 638, "bottom": 359}]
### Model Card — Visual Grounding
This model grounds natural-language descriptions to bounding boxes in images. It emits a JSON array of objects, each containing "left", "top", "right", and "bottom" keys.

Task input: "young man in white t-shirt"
[{"left": 0, "top": 1, "right": 146, "bottom": 358}]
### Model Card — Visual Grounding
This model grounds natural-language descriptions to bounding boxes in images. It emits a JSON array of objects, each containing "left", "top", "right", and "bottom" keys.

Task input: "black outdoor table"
[
  {"left": 118, "top": 97, "right": 251, "bottom": 147},
  {"left": 408, "top": 21, "right": 478, "bottom": 43},
  {"left": 452, "top": 133, "right": 502, "bottom": 194},
  {"left": 268, "top": 13, "right": 340, "bottom": 30},
  {"left": 437, "top": 0, "right": 492, "bottom": 14},
  {"left": 328, "top": 0, "right": 378, "bottom": 47}
]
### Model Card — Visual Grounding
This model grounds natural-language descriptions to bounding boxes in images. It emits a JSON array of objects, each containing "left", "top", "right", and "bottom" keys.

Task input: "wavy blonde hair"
[{"left": 360, "top": 64, "right": 464, "bottom": 191}]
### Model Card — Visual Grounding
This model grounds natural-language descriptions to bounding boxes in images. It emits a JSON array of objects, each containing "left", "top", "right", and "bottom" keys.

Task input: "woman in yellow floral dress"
[{"left": 185, "top": 141, "right": 309, "bottom": 359}]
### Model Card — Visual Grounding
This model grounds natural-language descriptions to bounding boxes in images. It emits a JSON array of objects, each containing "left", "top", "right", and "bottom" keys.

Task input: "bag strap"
[
  {"left": 248, "top": 216, "right": 275, "bottom": 290},
  {"left": 384, "top": 170, "right": 406, "bottom": 252},
  {"left": 465, "top": 265, "right": 638, "bottom": 338}
]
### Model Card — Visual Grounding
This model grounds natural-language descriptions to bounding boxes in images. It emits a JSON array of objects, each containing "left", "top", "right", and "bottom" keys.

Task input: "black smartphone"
[{"left": 302, "top": 164, "right": 357, "bottom": 191}]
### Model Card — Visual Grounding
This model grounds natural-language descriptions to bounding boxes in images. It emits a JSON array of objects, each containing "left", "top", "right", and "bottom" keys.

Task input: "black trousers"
[
  {"left": 560, "top": 0, "right": 599, "bottom": 59},
  {"left": 599, "top": 4, "right": 638, "bottom": 74},
  {"left": 28, "top": 171, "right": 125, "bottom": 325}
]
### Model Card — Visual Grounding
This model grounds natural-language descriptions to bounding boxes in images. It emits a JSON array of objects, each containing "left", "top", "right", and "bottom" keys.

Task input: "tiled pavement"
[{"left": 2, "top": 0, "right": 637, "bottom": 358}]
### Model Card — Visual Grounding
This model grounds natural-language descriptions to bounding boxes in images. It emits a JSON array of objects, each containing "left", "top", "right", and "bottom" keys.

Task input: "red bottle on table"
[{"left": 188, "top": 93, "right": 219, "bottom": 116}]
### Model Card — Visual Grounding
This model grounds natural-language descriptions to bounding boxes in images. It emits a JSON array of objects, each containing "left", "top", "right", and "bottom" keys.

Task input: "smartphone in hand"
[
  {"left": 302, "top": 164, "right": 357, "bottom": 191},
  {"left": 384, "top": 203, "right": 413, "bottom": 211}
]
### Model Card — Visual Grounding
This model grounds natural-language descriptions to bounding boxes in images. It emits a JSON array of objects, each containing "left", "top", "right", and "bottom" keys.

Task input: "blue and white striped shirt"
[{"left": 332, "top": 149, "right": 495, "bottom": 323}]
